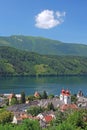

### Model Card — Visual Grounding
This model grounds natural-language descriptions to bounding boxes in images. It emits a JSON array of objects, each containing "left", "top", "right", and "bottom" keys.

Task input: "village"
[{"left": 0, "top": 89, "right": 87, "bottom": 128}]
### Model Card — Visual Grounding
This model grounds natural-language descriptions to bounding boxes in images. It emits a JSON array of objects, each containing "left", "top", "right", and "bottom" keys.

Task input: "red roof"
[
  {"left": 44, "top": 115, "right": 53, "bottom": 123},
  {"left": 65, "top": 90, "right": 70, "bottom": 95},
  {"left": 61, "top": 89, "right": 70, "bottom": 96},
  {"left": 60, "top": 104, "right": 78, "bottom": 111},
  {"left": 61, "top": 89, "right": 65, "bottom": 94},
  {"left": 8, "top": 94, "right": 14, "bottom": 99},
  {"left": 20, "top": 114, "right": 38, "bottom": 120},
  {"left": 66, "top": 90, "right": 69, "bottom": 93},
  {"left": 34, "top": 91, "right": 40, "bottom": 97},
  {"left": 20, "top": 114, "right": 29, "bottom": 119}
]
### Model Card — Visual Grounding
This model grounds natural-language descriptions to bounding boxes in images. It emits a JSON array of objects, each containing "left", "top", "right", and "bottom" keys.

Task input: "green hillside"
[
  {"left": 0, "top": 35, "right": 87, "bottom": 56},
  {"left": 0, "top": 46, "right": 87, "bottom": 76}
]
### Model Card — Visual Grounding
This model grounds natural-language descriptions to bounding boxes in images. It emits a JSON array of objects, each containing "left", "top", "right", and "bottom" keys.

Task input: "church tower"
[
  {"left": 60, "top": 89, "right": 71, "bottom": 104},
  {"left": 60, "top": 89, "right": 65, "bottom": 101}
]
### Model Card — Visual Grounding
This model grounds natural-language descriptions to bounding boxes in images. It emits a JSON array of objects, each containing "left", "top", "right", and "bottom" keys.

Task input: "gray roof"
[
  {"left": 38, "top": 98, "right": 64, "bottom": 108},
  {"left": 7, "top": 100, "right": 39, "bottom": 112}
]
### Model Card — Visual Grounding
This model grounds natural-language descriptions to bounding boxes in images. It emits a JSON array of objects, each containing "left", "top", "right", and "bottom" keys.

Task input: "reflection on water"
[{"left": 0, "top": 76, "right": 87, "bottom": 96}]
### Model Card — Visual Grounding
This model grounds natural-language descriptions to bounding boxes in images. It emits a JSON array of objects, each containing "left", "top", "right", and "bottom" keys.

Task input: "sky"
[{"left": 0, "top": 0, "right": 87, "bottom": 44}]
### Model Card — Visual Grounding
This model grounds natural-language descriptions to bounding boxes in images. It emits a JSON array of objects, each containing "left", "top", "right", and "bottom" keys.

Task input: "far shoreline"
[{"left": 0, "top": 74, "right": 87, "bottom": 78}]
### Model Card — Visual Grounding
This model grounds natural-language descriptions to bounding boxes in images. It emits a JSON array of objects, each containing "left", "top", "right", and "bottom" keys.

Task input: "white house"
[{"left": 77, "top": 90, "right": 83, "bottom": 98}]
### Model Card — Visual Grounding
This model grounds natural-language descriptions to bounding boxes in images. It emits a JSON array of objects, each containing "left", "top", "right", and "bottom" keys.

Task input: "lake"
[{"left": 0, "top": 76, "right": 87, "bottom": 96}]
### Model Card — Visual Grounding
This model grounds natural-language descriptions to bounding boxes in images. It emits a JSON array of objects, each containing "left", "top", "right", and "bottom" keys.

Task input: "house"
[
  {"left": 77, "top": 90, "right": 83, "bottom": 98},
  {"left": 37, "top": 113, "right": 44, "bottom": 120},
  {"left": 60, "top": 104, "right": 78, "bottom": 112},
  {"left": 12, "top": 112, "right": 24, "bottom": 124},
  {"left": 4, "top": 93, "right": 21, "bottom": 100},
  {"left": 39, "top": 115, "right": 54, "bottom": 128},
  {"left": 15, "top": 94, "right": 21, "bottom": 100},
  {"left": 40, "top": 119, "right": 46, "bottom": 128},
  {"left": 12, "top": 111, "right": 38, "bottom": 124},
  {"left": 6, "top": 93, "right": 21, "bottom": 105},
  {"left": 34, "top": 91, "right": 40, "bottom": 98},
  {"left": 38, "top": 98, "right": 63, "bottom": 108},
  {"left": 43, "top": 115, "right": 53, "bottom": 123},
  {"left": 77, "top": 96, "right": 87, "bottom": 108},
  {"left": 37, "top": 111, "right": 55, "bottom": 128},
  {"left": 8, "top": 93, "right": 15, "bottom": 105},
  {"left": 12, "top": 115, "right": 22, "bottom": 124}
]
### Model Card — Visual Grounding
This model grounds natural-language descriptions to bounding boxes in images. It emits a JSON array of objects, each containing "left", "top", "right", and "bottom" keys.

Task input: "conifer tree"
[
  {"left": 42, "top": 90, "right": 48, "bottom": 99},
  {"left": 21, "top": 91, "right": 26, "bottom": 103}
]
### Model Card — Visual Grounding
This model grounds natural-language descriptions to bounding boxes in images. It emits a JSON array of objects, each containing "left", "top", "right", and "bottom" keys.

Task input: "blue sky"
[{"left": 0, "top": 0, "right": 87, "bottom": 44}]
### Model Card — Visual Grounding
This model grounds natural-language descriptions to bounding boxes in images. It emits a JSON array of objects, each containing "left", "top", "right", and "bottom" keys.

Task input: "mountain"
[
  {"left": 0, "top": 46, "right": 87, "bottom": 76},
  {"left": 0, "top": 35, "right": 87, "bottom": 56}
]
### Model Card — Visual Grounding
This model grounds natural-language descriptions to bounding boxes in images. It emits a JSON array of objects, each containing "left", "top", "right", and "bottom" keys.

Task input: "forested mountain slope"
[
  {"left": 0, "top": 46, "right": 87, "bottom": 76},
  {"left": 0, "top": 35, "right": 87, "bottom": 56}
]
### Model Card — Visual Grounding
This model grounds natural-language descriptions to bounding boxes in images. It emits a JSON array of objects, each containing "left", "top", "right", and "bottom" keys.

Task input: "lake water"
[{"left": 0, "top": 76, "right": 87, "bottom": 96}]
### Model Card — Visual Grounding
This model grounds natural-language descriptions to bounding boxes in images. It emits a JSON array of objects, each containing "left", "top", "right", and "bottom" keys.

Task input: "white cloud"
[
  {"left": 35, "top": 10, "right": 66, "bottom": 29},
  {"left": 56, "top": 11, "right": 66, "bottom": 18}
]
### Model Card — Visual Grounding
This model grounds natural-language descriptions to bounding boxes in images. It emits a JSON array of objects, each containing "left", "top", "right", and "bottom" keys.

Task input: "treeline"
[{"left": 0, "top": 46, "right": 87, "bottom": 76}]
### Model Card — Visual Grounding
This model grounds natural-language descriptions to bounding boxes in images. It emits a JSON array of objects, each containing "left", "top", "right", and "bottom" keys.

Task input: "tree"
[
  {"left": 71, "top": 94, "right": 77, "bottom": 103},
  {"left": 27, "top": 95, "right": 35, "bottom": 101},
  {"left": 27, "top": 106, "right": 44, "bottom": 116},
  {"left": 21, "top": 91, "right": 26, "bottom": 103},
  {"left": 0, "top": 111, "right": 13, "bottom": 124},
  {"left": 67, "top": 110, "right": 86, "bottom": 129},
  {"left": 47, "top": 102, "right": 55, "bottom": 111},
  {"left": 22, "top": 119, "right": 41, "bottom": 130},
  {"left": 10, "top": 97, "right": 18, "bottom": 105},
  {"left": 10, "top": 93, "right": 18, "bottom": 105},
  {"left": 56, "top": 121, "right": 76, "bottom": 130},
  {"left": 42, "top": 90, "right": 48, "bottom": 99},
  {"left": 48, "top": 94, "right": 54, "bottom": 99}
]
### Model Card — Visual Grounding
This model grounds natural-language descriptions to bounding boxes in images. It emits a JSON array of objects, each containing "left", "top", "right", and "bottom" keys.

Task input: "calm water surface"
[{"left": 0, "top": 76, "right": 87, "bottom": 96}]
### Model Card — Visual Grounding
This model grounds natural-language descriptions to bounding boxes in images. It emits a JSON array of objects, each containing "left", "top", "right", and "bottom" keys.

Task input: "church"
[{"left": 60, "top": 89, "right": 71, "bottom": 104}]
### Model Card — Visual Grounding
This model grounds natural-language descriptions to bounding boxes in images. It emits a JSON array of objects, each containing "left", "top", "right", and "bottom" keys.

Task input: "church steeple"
[{"left": 60, "top": 89, "right": 71, "bottom": 104}]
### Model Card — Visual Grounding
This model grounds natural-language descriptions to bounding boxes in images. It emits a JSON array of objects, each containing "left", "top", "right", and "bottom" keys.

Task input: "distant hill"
[
  {"left": 0, "top": 46, "right": 87, "bottom": 76},
  {"left": 0, "top": 35, "right": 87, "bottom": 56}
]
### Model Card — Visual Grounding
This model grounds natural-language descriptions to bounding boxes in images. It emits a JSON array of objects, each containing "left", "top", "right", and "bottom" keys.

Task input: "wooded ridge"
[{"left": 0, "top": 46, "right": 87, "bottom": 76}]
